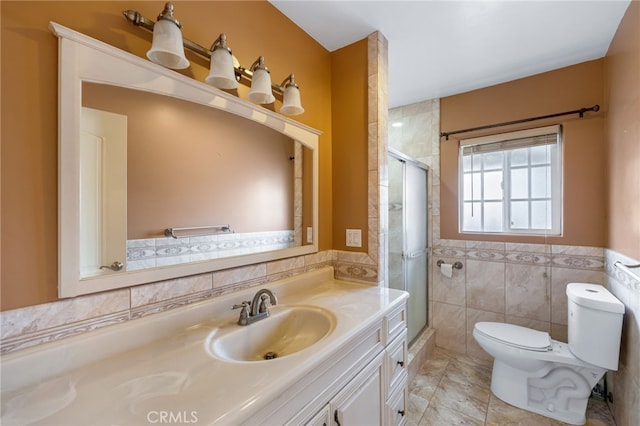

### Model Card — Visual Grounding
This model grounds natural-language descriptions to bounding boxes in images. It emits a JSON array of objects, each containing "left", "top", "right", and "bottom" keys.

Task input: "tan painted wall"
[
  {"left": 603, "top": 5, "right": 640, "bottom": 425},
  {"left": 440, "top": 60, "right": 606, "bottom": 246},
  {"left": 605, "top": 0, "right": 640, "bottom": 260},
  {"left": 1, "top": 1, "right": 333, "bottom": 310},
  {"left": 330, "top": 39, "right": 369, "bottom": 252}
]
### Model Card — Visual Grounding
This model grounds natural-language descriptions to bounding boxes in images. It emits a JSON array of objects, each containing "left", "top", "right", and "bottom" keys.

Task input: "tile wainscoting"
[
  {"left": 0, "top": 249, "right": 381, "bottom": 354},
  {"left": 429, "top": 240, "right": 639, "bottom": 426},
  {"left": 430, "top": 240, "right": 606, "bottom": 359},
  {"left": 604, "top": 249, "right": 640, "bottom": 426}
]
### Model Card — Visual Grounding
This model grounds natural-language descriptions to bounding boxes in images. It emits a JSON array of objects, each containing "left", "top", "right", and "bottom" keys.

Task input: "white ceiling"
[{"left": 270, "top": 0, "right": 631, "bottom": 108}]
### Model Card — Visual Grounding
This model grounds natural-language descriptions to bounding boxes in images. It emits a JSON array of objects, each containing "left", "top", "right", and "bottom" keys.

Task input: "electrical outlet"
[
  {"left": 307, "top": 227, "right": 313, "bottom": 244},
  {"left": 346, "top": 229, "right": 362, "bottom": 247}
]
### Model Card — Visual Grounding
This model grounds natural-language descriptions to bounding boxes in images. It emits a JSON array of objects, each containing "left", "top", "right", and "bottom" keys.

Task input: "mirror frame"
[{"left": 51, "top": 22, "right": 320, "bottom": 298}]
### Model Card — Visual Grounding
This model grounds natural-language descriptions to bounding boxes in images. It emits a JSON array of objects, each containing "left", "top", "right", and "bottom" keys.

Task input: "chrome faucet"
[{"left": 232, "top": 288, "right": 278, "bottom": 326}]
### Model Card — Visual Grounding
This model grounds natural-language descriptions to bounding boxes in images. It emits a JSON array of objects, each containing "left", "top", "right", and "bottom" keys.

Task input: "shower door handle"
[{"left": 403, "top": 248, "right": 427, "bottom": 259}]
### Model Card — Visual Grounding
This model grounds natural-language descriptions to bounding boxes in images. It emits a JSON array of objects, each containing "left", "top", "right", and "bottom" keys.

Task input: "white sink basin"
[{"left": 208, "top": 306, "right": 336, "bottom": 362}]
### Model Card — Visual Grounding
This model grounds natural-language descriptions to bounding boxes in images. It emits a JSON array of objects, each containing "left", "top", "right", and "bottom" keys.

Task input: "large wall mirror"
[{"left": 51, "top": 22, "right": 319, "bottom": 298}]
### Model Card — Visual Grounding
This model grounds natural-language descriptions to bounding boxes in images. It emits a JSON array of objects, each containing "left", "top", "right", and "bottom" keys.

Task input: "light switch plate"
[
  {"left": 307, "top": 227, "right": 313, "bottom": 244},
  {"left": 346, "top": 229, "right": 362, "bottom": 247}
]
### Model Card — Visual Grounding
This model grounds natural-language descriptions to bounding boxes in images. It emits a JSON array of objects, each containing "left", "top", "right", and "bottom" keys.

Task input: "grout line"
[{"left": 411, "top": 349, "right": 616, "bottom": 426}]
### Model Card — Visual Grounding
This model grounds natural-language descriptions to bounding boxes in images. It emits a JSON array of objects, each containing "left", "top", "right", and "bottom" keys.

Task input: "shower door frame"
[{"left": 388, "top": 148, "right": 429, "bottom": 345}]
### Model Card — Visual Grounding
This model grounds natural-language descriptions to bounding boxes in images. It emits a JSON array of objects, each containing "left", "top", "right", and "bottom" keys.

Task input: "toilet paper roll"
[{"left": 440, "top": 263, "right": 453, "bottom": 278}]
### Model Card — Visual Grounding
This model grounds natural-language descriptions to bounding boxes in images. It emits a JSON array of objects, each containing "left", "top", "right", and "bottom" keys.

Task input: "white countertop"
[{"left": 1, "top": 268, "right": 408, "bottom": 425}]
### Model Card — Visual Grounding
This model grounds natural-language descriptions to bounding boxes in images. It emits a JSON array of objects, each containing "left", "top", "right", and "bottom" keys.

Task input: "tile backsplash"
[
  {"left": 0, "top": 251, "right": 330, "bottom": 354},
  {"left": 0, "top": 247, "right": 385, "bottom": 355},
  {"left": 127, "top": 230, "right": 295, "bottom": 270}
]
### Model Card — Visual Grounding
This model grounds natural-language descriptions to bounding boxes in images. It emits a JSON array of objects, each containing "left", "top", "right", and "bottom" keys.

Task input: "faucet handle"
[
  {"left": 232, "top": 301, "right": 250, "bottom": 310},
  {"left": 232, "top": 301, "right": 251, "bottom": 326},
  {"left": 258, "top": 294, "right": 271, "bottom": 313}
]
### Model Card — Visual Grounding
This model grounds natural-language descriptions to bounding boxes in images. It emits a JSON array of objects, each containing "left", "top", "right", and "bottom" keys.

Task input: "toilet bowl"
[{"left": 473, "top": 283, "right": 624, "bottom": 425}]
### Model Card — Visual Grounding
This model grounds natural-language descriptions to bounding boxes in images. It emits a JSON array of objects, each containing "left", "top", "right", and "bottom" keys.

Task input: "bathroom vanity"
[{"left": 1, "top": 267, "right": 409, "bottom": 425}]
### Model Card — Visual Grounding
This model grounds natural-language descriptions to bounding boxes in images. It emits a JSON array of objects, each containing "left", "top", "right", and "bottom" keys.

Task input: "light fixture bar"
[{"left": 122, "top": 9, "right": 285, "bottom": 96}]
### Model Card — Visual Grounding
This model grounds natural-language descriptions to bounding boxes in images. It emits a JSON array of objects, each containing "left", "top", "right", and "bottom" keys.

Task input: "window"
[{"left": 459, "top": 125, "right": 562, "bottom": 235}]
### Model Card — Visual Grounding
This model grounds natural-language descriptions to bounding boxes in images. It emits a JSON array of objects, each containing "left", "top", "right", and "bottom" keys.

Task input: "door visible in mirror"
[{"left": 82, "top": 82, "right": 310, "bottom": 273}]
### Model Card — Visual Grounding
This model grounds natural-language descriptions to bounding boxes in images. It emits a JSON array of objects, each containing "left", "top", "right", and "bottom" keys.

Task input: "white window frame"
[{"left": 458, "top": 125, "right": 563, "bottom": 236}]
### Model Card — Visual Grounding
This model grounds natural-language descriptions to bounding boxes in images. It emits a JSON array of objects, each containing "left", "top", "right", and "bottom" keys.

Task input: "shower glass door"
[{"left": 388, "top": 150, "right": 428, "bottom": 344}]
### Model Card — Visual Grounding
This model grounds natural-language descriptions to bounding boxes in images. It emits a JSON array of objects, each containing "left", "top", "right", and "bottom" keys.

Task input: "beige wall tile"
[
  {"left": 466, "top": 260, "right": 505, "bottom": 313},
  {"left": 505, "top": 243, "right": 550, "bottom": 254},
  {"left": 432, "top": 259, "right": 466, "bottom": 306},
  {"left": 505, "top": 264, "right": 550, "bottom": 322},
  {"left": 131, "top": 274, "right": 212, "bottom": 308},
  {"left": 0, "top": 290, "right": 130, "bottom": 340},
  {"left": 433, "top": 302, "right": 466, "bottom": 354},
  {"left": 550, "top": 322, "right": 568, "bottom": 342},
  {"left": 266, "top": 256, "right": 305, "bottom": 276},
  {"left": 551, "top": 245, "right": 604, "bottom": 256},
  {"left": 507, "top": 316, "right": 550, "bottom": 333}
]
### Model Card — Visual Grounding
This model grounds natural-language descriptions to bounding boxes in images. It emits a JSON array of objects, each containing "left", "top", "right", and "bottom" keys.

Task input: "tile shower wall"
[{"left": 389, "top": 99, "right": 440, "bottom": 329}]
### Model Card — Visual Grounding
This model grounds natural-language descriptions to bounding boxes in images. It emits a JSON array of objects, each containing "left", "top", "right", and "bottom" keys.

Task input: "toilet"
[{"left": 473, "top": 283, "right": 624, "bottom": 425}]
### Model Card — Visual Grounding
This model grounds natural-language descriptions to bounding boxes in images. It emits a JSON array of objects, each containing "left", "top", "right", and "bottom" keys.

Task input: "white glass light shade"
[
  {"left": 281, "top": 85, "right": 304, "bottom": 115},
  {"left": 247, "top": 68, "right": 275, "bottom": 104},
  {"left": 205, "top": 47, "right": 238, "bottom": 89},
  {"left": 146, "top": 19, "right": 189, "bottom": 69}
]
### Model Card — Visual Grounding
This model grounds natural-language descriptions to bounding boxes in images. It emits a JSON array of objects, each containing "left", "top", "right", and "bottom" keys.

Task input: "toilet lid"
[{"left": 475, "top": 322, "right": 551, "bottom": 351}]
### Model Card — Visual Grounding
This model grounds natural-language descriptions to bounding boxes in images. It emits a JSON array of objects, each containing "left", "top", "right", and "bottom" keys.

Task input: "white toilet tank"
[{"left": 567, "top": 283, "right": 624, "bottom": 370}]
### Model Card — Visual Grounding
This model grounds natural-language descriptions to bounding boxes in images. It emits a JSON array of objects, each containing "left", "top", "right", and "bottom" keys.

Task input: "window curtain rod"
[{"left": 440, "top": 104, "right": 600, "bottom": 140}]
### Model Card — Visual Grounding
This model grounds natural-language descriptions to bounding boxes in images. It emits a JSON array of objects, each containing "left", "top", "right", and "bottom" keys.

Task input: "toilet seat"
[{"left": 474, "top": 322, "right": 551, "bottom": 352}]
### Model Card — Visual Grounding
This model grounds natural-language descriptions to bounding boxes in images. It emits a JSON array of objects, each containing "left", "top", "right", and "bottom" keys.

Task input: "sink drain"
[{"left": 264, "top": 351, "right": 278, "bottom": 360}]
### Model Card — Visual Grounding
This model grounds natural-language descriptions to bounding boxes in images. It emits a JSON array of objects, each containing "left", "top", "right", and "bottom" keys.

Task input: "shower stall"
[{"left": 388, "top": 148, "right": 429, "bottom": 344}]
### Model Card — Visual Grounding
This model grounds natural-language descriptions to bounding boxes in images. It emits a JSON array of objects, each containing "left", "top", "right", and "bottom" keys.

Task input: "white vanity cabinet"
[
  {"left": 383, "top": 304, "right": 409, "bottom": 426},
  {"left": 281, "top": 303, "right": 408, "bottom": 426},
  {"left": 384, "top": 330, "right": 409, "bottom": 426},
  {"left": 330, "top": 352, "right": 384, "bottom": 425},
  {"left": 385, "top": 377, "right": 409, "bottom": 426},
  {"left": 384, "top": 329, "right": 409, "bottom": 426}
]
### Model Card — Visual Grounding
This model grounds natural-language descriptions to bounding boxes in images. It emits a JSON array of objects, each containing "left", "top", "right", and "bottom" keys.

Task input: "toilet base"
[{"left": 490, "top": 359, "right": 604, "bottom": 425}]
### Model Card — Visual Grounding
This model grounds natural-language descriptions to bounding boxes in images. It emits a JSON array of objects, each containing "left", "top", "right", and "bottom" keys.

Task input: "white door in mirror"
[{"left": 80, "top": 107, "right": 127, "bottom": 277}]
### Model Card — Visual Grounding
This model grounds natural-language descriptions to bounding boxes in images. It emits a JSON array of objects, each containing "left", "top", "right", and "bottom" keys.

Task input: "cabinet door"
[
  {"left": 306, "top": 406, "right": 330, "bottom": 426},
  {"left": 385, "top": 377, "right": 408, "bottom": 426},
  {"left": 331, "top": 353, "right": 384, "bottom": 426},
  {"left": 384, "top": 331, "right": 408, "bottom": 397}
]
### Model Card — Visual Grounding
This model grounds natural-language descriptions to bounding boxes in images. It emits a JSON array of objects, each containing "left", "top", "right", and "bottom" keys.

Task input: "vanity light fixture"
[
  {"left": 123, "top": 2, "right": 305, "bottom": 115},
  {"left": 145, "top": 2, "right": 189, "bottom": 69},
  {"left": 205, "top": 33, "right": 239, "bottom": 90},
  {"left": 280, "top": 74, "right": 305, "bottom": 115},
  {"left": 247, "top": 56, "right": 276, "bottom": 104}
]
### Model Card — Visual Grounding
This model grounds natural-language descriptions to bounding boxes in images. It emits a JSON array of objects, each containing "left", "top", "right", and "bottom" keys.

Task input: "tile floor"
[{"left": 408, "top": 347, "right": 616, "bottom": 425}]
